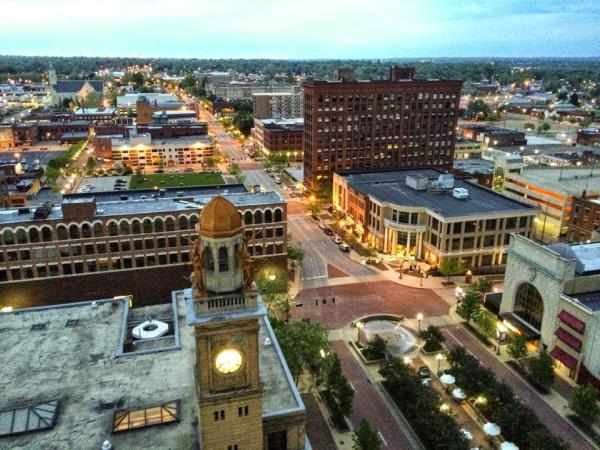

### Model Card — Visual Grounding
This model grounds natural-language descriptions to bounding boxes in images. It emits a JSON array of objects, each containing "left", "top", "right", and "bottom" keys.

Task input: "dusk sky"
[{"left": 1, "top": 0, "right": 599, "bottom": 58}]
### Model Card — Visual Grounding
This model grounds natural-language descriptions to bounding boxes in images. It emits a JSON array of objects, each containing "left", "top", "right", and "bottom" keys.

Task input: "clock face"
[{"left": 215, "top": 348, "right": 243, "bottom": 374}]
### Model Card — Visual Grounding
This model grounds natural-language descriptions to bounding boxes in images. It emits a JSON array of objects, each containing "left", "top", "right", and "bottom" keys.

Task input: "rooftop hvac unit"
[
  {"left": 453, "top": 188, "right": 469, "bottom": 199},
  {"left": 430, "top": 174, "right": 455, "bottom": 191},
  {"left": 406, "top": 174, "right": 428, "bottom": 191}
]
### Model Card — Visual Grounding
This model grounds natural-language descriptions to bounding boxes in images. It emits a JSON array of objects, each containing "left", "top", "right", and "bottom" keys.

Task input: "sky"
[{"left": 0, "top": 0, "right": 598, "bottom": 58}]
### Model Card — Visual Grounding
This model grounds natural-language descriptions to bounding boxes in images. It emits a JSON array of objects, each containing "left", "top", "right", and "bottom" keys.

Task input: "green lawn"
[{"left": 129, "top": 172, "right": 225, "bottom": 189}]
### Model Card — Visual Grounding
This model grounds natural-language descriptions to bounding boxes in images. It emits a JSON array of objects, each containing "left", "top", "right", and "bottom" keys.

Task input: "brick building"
[
  {"left": 252, "top": 118, "right": 303, "bottom": 161},
  {"left": 566, "top": 196, "right": 600, "bottom": 243},
  {"left": 136, "top": 96, "right": 189, "bottom": 125},
  {"left": 0, "top": 185, "right": 287, "bottom": 307},
  {"left": 460, "top": 124, "right": 527, "bottom": 148},
  {"left": 302, "top": 67, "right": 462, "bottom": 189},
  {"left": 577, "top": 127, "right": 600, "bottom": 146},
  {"left": 253, "top": 92, "right": 304, "bottom": 120}
]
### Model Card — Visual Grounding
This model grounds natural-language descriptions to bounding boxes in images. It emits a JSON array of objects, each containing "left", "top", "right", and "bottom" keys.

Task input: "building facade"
[
  {"left": 460, "top": 124, "right": 527, "bottom": 148},
  {"left": 566, "top": 196, "right": 600, "bottom": 243},
  {"left": 500, "top": 235, "right": 600, "bottom": 389},
  {"left": 252, "top": 118, "right": 303, "bottom": 161},
  {"left": 0, "top": 198, "right": 307, "bottom": 449},
  {"left": 253, "top": 92, "right": 304, "bottom": 120},
  {"left": 453, "top": 137, "right": 485, "bottom": 160},
  {"left": 0, "top": 186, "right": 287, "bottom": 307},
  {"left": 303, "top": 67, "right": 463, "bottom": 189},
  {"left": 577, "top": 127, "right": 600, "bottom": 147},
  {"left": 207, "top": 82, "right": 299, "bottom": 101},
  {"left": 333, "top": 169, "right": 537, "bottom": 272}
]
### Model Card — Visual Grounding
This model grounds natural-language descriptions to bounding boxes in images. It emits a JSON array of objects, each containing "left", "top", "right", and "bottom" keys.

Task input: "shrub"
[{"left": 419, "top": 325, "right": 445, "bottom": 353}]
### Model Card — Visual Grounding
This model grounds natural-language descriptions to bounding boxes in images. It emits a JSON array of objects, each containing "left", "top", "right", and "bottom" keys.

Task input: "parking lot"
[{"left": 76, "top": 176, "right": 131, "bottom": 193}]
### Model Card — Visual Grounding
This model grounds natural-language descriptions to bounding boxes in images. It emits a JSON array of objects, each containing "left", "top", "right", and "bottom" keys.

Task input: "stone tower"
[
  {"left": 189, "top": 196, "right": 264, "bottom": 450},
  {"left": 48, "top": 63, "right": 57, "bottom": 88}
]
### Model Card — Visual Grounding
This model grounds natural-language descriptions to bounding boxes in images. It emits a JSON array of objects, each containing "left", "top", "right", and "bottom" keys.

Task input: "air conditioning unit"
[{"left": 453, "top": 188, "right": 469, "bottom": 199}]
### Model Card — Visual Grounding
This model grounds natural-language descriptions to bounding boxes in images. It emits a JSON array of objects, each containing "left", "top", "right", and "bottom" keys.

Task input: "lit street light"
[
  {"left": 416, "top": 313, "right": 423, "bottom": 334},
  {"left": 436, "top": 353, "right": 444, "bottom": 376}
]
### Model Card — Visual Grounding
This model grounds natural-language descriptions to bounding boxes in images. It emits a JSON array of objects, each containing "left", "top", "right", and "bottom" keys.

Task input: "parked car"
[
  {"left": 418, "top": 366, "right": 431, "bottom": 380},
  {"left": 332, "top": 235, "right": 342, "bottom": 244},
  {"left": 274, "top": 176, "right": 282, "bottom": 184},
  {"left": 339, "top": 243, "right": 350, "bottom": 252},
  {"left": 318, "top": 222, "right": 326, "bottom": 230},
  {"left": 184, "top": 168, "right": 194, "bottom": 172},
  {"left": 324, "top": 227, "right": 333, "bottom": 236}
]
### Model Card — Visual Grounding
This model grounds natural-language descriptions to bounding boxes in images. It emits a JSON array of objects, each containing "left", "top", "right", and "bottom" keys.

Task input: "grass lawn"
[{"left": 129, "top": 172, "right": 225, "bottom": 189}]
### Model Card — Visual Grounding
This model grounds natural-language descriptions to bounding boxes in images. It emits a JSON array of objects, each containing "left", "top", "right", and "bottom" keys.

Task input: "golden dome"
[{"left": 199, "top": 196, "right": 243, "bottom": 238}]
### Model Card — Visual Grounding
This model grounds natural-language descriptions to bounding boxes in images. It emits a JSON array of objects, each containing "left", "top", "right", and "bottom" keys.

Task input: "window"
[
  {"left": 244, "top": 211, "right": 253, "bottom": 225},
  {"left": 214, "top": 410, "right": 225, "bottom": 421},
  {"left": 218, "top": 247, "right": 229, "bottom": 272},
  {"left": 267, "top": 430, "right": 287, "bottom": 450},
  {"left": 238, "top": 406, "right": 249, "bottom": 417},
  {"left": 228, "top": 445, "right": 239, "bottom": 450},
  {"left": 113, "top": 401, "right": 179, "bottom": 432},
  {"left": 514, "top": 282, "right": 544, "bottom": 331},
  {"left": 0, "top": 400, "right": 59, "bottom": 437}
]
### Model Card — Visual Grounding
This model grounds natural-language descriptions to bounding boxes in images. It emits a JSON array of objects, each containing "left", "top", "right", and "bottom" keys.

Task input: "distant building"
[
  {"left": 136, "top": 96, "right": 190, "bottom": 125},
  {"left": 195, "top": 70, "right": 235, "bottom": 84},
  {"left": 577, "top": 127, "right": 600, "bottom": 147},
  {"left": 454, "top": 137, "right": 484, "bottom": 160},
  {"left": 333, "top": 169, "right": 537, "bottom": 272},
  {"left": 0, "top": 186, "right": 287, "bottom": 307},
  {"left": 49, "top": 64, "right": 104, "bottom": 106},
  {"left": 460, "top": 124, "right": 527, "bottom": 148},
  {"left": 208, "top": 81, "right": 300, "bottom": 101},
  {"left": 152, "top": 110, "right": 198, "bottom": 125},
  {"left": 252, "top": 118, "right": 303, "bottom": 161},
  {"left": 73, "top": 107, "right": 116, "bottom": 122},
  {"left": 253, "top": 92, "right": 304, "bottom": 120},
  {"left": 501, "top": 235, "right": 600, "bottom": 390},
  {"left": 566, "top": 196, "right": 600, "bottom": 243},
  {"left": 0, "top": 196, "right": 307, "bottom": 450},
  {"left": 109, "top": 133, "right": 213, "bottom": 168},
  {"left": 303, "top": 67, "right": 463, "bottom": 189},
  {"left": 11, "top": 120, "right": 91, "bottom": 146},
  {"left": 0, "top": 124, "right": 15, "bottom": 148}
]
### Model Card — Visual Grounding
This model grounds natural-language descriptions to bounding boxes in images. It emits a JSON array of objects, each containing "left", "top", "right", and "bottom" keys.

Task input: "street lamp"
[
  {"left": 436, "top": 353, "right": 444, "bottom": 376},
  {"left": 416, "top": 313, "right": 423, "bottom": 334}
]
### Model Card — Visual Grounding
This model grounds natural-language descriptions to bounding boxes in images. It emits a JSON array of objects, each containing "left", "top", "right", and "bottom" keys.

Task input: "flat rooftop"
[
  {"left": 509, "top": 167, "right": 600, "bottom": 195},
  {"left": 0, "top": 292, "right": 303, "bottom": 448},
  {"left": 341, "top": 168, "right": 536, "bottom": 218},
  {"left": 0, "top": 185, "right": 285, "bottom": 225}
]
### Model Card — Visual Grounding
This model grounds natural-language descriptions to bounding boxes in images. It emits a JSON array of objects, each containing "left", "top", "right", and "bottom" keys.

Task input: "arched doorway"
[{"left": 514, "top": 282, "right": 544, "bottom": 331}]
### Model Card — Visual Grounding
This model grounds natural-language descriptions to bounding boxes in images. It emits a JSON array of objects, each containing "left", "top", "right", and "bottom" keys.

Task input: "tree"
[
  {"left": 473, "top": 309, "right": 496, "bottom": 340},
  {"left": 365, "top": 334, "right": 387, "bottom": 359},
  {"left": 205, "top": 156, "right": 216, "bottom": 170},
  {"left": 230, "top": 162, "right": 241, "bottom": 176},
  {"left": 326, "top": 353, "right": 354, "bottom": 417},
  {"left": 85, "top": 156, "right": 95, "bottom": 175},
  {"left": 309, "top": 199, "right": 323, "bottom": 218},
  {"left": 570, "top": 92, "right": 580, "bottom": 107},
  {"left": 234, "top": 174, "right": 246, "bottom": 184},
  {"left": 122, "top": 166, "right": 133, "bottom": 175},
  {"left": 352, "top": 419, "right": 381, "bottom": 450},
  {"left": 232, "top": 110, "right": 254, "bottom": 136},
  {"left": 557, "top": 91, "right": 568, "bottom": 101},
  {"left": 456, "top": 288, "right": 480, "bottom": 324},
  {"left": 537, "top": 122, "right": 551, "bottom": 134},
  {"left": 418, "top": 325, "right": 446, "bottom": 353},
  {"left": 438, "top": 257, "right": 464, "bottom": 282},
  {"left": 287, "top": 245, "right": 305, "bottom": 264},
  {"left": 466, "top": 99, "right": 490, "bottom": 120},
  {"left": 523, "top": 122, "right": 535, "bottom": 131},
  {"left": 81, "top": 91, "right": 102, "bottom": 108},
  {"left": 527, "top": 350, "right": 555, "bottom": 388},
  {"left": 570, "top": 384, "right": 600, "bottom": 423},
  {"left": 472, "top": 276, "right": 493, "bottom": 296},
  {"left": 506, "top": 335, "right": 528, "bottom": 361}
]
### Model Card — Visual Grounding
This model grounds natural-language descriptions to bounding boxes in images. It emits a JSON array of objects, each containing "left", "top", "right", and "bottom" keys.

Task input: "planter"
[
  {"left": 420, "top": 343, "right": 448, "bottom": 356},
  {"left": 320, "top": 390, "right": 350, "bottom": 432},
  {"left": 506, "top": 360, "right": 550, "bottom": 394},
  {"left": 461, "top": 322, "right": 495, "bottom": 348},
  {"left": 350, "top": 340, "right": 385, "bottom": 365},
  {"left": 567, "top": 415, "right": 600, "bottom": 445}
]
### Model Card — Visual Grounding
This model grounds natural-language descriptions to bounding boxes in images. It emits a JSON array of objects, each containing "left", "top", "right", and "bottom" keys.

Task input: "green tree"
[
  {"left": 234, "top": 174, "right": 246, "bottom": 184},
  {"left": 365, "top": 334, "right": 387, "bottom": 360},
  {"left": 85, "top": 156, "right": 95, "bottom": 175},
  {"left": 506, "top": 335, "right": 528, "bottom": 361},
  {"left": 570, "top": 384, "right": 600, "bottom": 423},
  {"left": 493, "top": 166, "right": 505, "bottom": 191},
  {"left": 456, "top": 288, "right": 480, "bottom": 324},
  {"left": 326, "top": 353, "right": 354, "bottom": 417},
  {"left": 473, "top": 276, "right": 493, "bottom": 296},
  {"left": 230, "top": 162, "right": 241, "bottom": 176},
  {"left": 537, "top": 122, "right": 551, "bottom": 134},
  {"left": 473, "top": 309, "right": 496, "bottom": 340},
  {"left": 287, "top": 245, "right": 305, "bottom": 264},
  {"left": 232, "top": 110, "right": 254, "bottom": 136},
  {"left": 309, "top": 199, "right": 323, "bottom": 218},
  {"left": 81, "top": 91, "right": 102, "bottom": 108},
  {"left": 557, "top": 92, "right": 568, "bottom": 101},
  {"left": 570, "top": 92, "right": 580, "bottom": 106},
  {"left": 527, "top": 350, "right": 555, "bottom": 388},
  {"left": 205, "top": 156, "right": 216, "bottom": 170},
  {"left": 122, "top": 166, "right": 133, "bottom": 175},
  {"left": 438, "top": 257, "right": 464, "bottom": 282},
  {"left": 467, "top": 99, "right": 490, "bottom": 119},
  {"left": 352, "top": 419, "right": 381, "bottom": 450},
  {"left": 523, "top": 122, "right": 535, "bottom": 131},
  {"left": 418, "top": 325, "right": 446, "bottom": 353}
]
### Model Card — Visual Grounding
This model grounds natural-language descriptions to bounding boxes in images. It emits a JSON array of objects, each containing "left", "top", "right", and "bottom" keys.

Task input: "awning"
[
  {"left": 558, "top": 310, "right": 586, "bottom": 334},
  {"left": 500, "top": 312, "right": 541, "bottom": 341},
  {"left": 550, "top": 346, "right": 578, "bottom": 369},
  {"left": 555, "top": 327, "right": 582, "bottom": 352}
]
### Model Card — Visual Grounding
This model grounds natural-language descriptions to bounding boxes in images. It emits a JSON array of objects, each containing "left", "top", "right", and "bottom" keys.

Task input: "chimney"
[
  {"left": 334, "top": 68, "right": 354, "bottom": 82},
  {"left": 390, "top": 66, "right": 415, "bottom": 81}
]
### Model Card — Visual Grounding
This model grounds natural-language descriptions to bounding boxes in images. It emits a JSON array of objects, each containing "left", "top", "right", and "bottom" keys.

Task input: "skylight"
[
  {"left": 112, "top": 400, "right": 179, "bottom": 432},
  {"left": 0, "top": 400, "right": 59, "bottom": 437}
]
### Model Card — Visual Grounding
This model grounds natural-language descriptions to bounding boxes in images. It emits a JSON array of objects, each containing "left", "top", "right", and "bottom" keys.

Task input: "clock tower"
[{"left": 188, "top": 196, "right": 264, "bottom": 450}]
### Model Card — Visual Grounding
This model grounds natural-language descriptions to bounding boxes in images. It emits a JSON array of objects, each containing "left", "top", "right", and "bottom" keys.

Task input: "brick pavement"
[
  {"left": 441, "top": 325, "right": 594, "bottom": 450},
  {"left": 291, "top": 280, "right": 449, "bottom": 330},
  {"left": 300, "top": 393, "right": 337, "bottom": 450},
  {"left": 332, "top": 341, "right": 414, "bottom": 449}
]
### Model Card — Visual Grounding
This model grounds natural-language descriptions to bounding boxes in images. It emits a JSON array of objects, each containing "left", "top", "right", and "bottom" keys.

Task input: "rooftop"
[
  {"left": 0, "top": 185, "right": 284, "bottom": 225},
  {"left": 548, "top": 242, "right": 600, "bottom": 276},
  {"left": 340, "top": 168, "right": 536, "bottom": 218},
  {"left": 0, "top": 291, "right": 303, "bottom": 448},
  {"left": 510, "top": 167, "right": 600, "bottom": 195}
]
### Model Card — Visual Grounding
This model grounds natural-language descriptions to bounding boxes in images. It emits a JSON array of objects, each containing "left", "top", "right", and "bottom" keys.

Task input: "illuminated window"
[
  {"left": 112, "top": 400, "right": 179, "bottom": 432},
  {"left": 0, "top": 400, "right": 59, "bottom": 437}
]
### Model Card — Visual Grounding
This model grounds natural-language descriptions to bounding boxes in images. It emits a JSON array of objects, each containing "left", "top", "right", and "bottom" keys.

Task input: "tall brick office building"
[{"left": 302, "top": 67, "right": 463, "bottom": 189}]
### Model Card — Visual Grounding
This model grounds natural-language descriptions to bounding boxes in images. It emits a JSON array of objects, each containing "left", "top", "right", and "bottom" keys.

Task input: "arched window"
[
  {"left": 218, "top": 247, "right": 229, "bottom": 272},
  {"left": 190, "top": 215, "right": 199, "bottom": 230},
  {"left": 57, "top": 225, "right": 68, "bottom": 240},
  {"left": 514, "top": 282, "right": 544, "bottom": 331},
  {"left": 179, "top": 216, "right": 188, "bottom": 230},
  {"left": 120, "top": 220, "right": 130, "bottom": 235},
  {"left": 143, "top": 219, "right": 153, "bottom": 234},
  {"left": 81, "top": 223, "right": 92, "bottom": 238},
  {"left": 108, "top": 221, "right": 118, "bottom": 236},
  {"left": 16, "top": 228, "right": 27, "bottom": 244},
  {"left": 41, "top": 226, "right": 53, "bottom": 242},
  {"left": 206, "top": 247, "right": 215, "bottom": 272},
  {"left": 244, "top": 211, "right": 253, "bottom": 225},
  {"left": 69, "top": 224, "right": 80, "bottom": 239},
  {"left": 264, "top": 209, "right": 273, "bottom": 223},
  {"left": 29, "top": 228, "right": 40, "bottom": 243},
  {"left": 165, "top": 217, "right": 175, "bottom": 231},
  {"left": 131, "top": 220, "right": 141, "bottom": 234},
  {"left": 274, "top": 208, "right": 283, "bottom": 222},
  {"left": 3, "top": 229, "right": 15, "bottom": 245},
  {"left": 93, "top": 222, "right": 104, "bottom": 237},
  {"left": 155, "top": 218, "right": 164, "bottom": 232},
  {"left": 254, "top": 210, "right": 263, "bottom": 224}
]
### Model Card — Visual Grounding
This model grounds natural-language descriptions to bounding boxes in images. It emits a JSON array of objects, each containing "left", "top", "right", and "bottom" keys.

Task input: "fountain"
[{"left": 357, "top": 318, "right": 417, "bottom": 356}]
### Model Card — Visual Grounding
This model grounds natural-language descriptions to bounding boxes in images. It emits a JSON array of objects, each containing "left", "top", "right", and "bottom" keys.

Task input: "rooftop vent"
[
  {"left": 453, "top": 187, "right": 469, "bottom": 199},
  {"left": 430, "top": 174, "right": 455, "bottom": 191},
  {"left": 33, "top": 201, "right": 53, "bottom": 220},
  {"left": 263, "top": 337, "right": 272, "bottom": 347},
  {"left": 132, "top": 319, "right": 169, "bottom": 340},
  {"left": 65, "top": 319, "right": 80, "bottom": 327},
  {"left": 101, "top": 440, "right": 113, "bottom": 450},
  {"left": 406, "top": 174, "right": 428, "bottom": 191}
]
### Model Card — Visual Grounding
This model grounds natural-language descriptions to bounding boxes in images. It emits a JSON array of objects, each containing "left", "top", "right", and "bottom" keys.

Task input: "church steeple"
[{"left": 48, "top": 63, "right": 57, "bottom": 88}]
